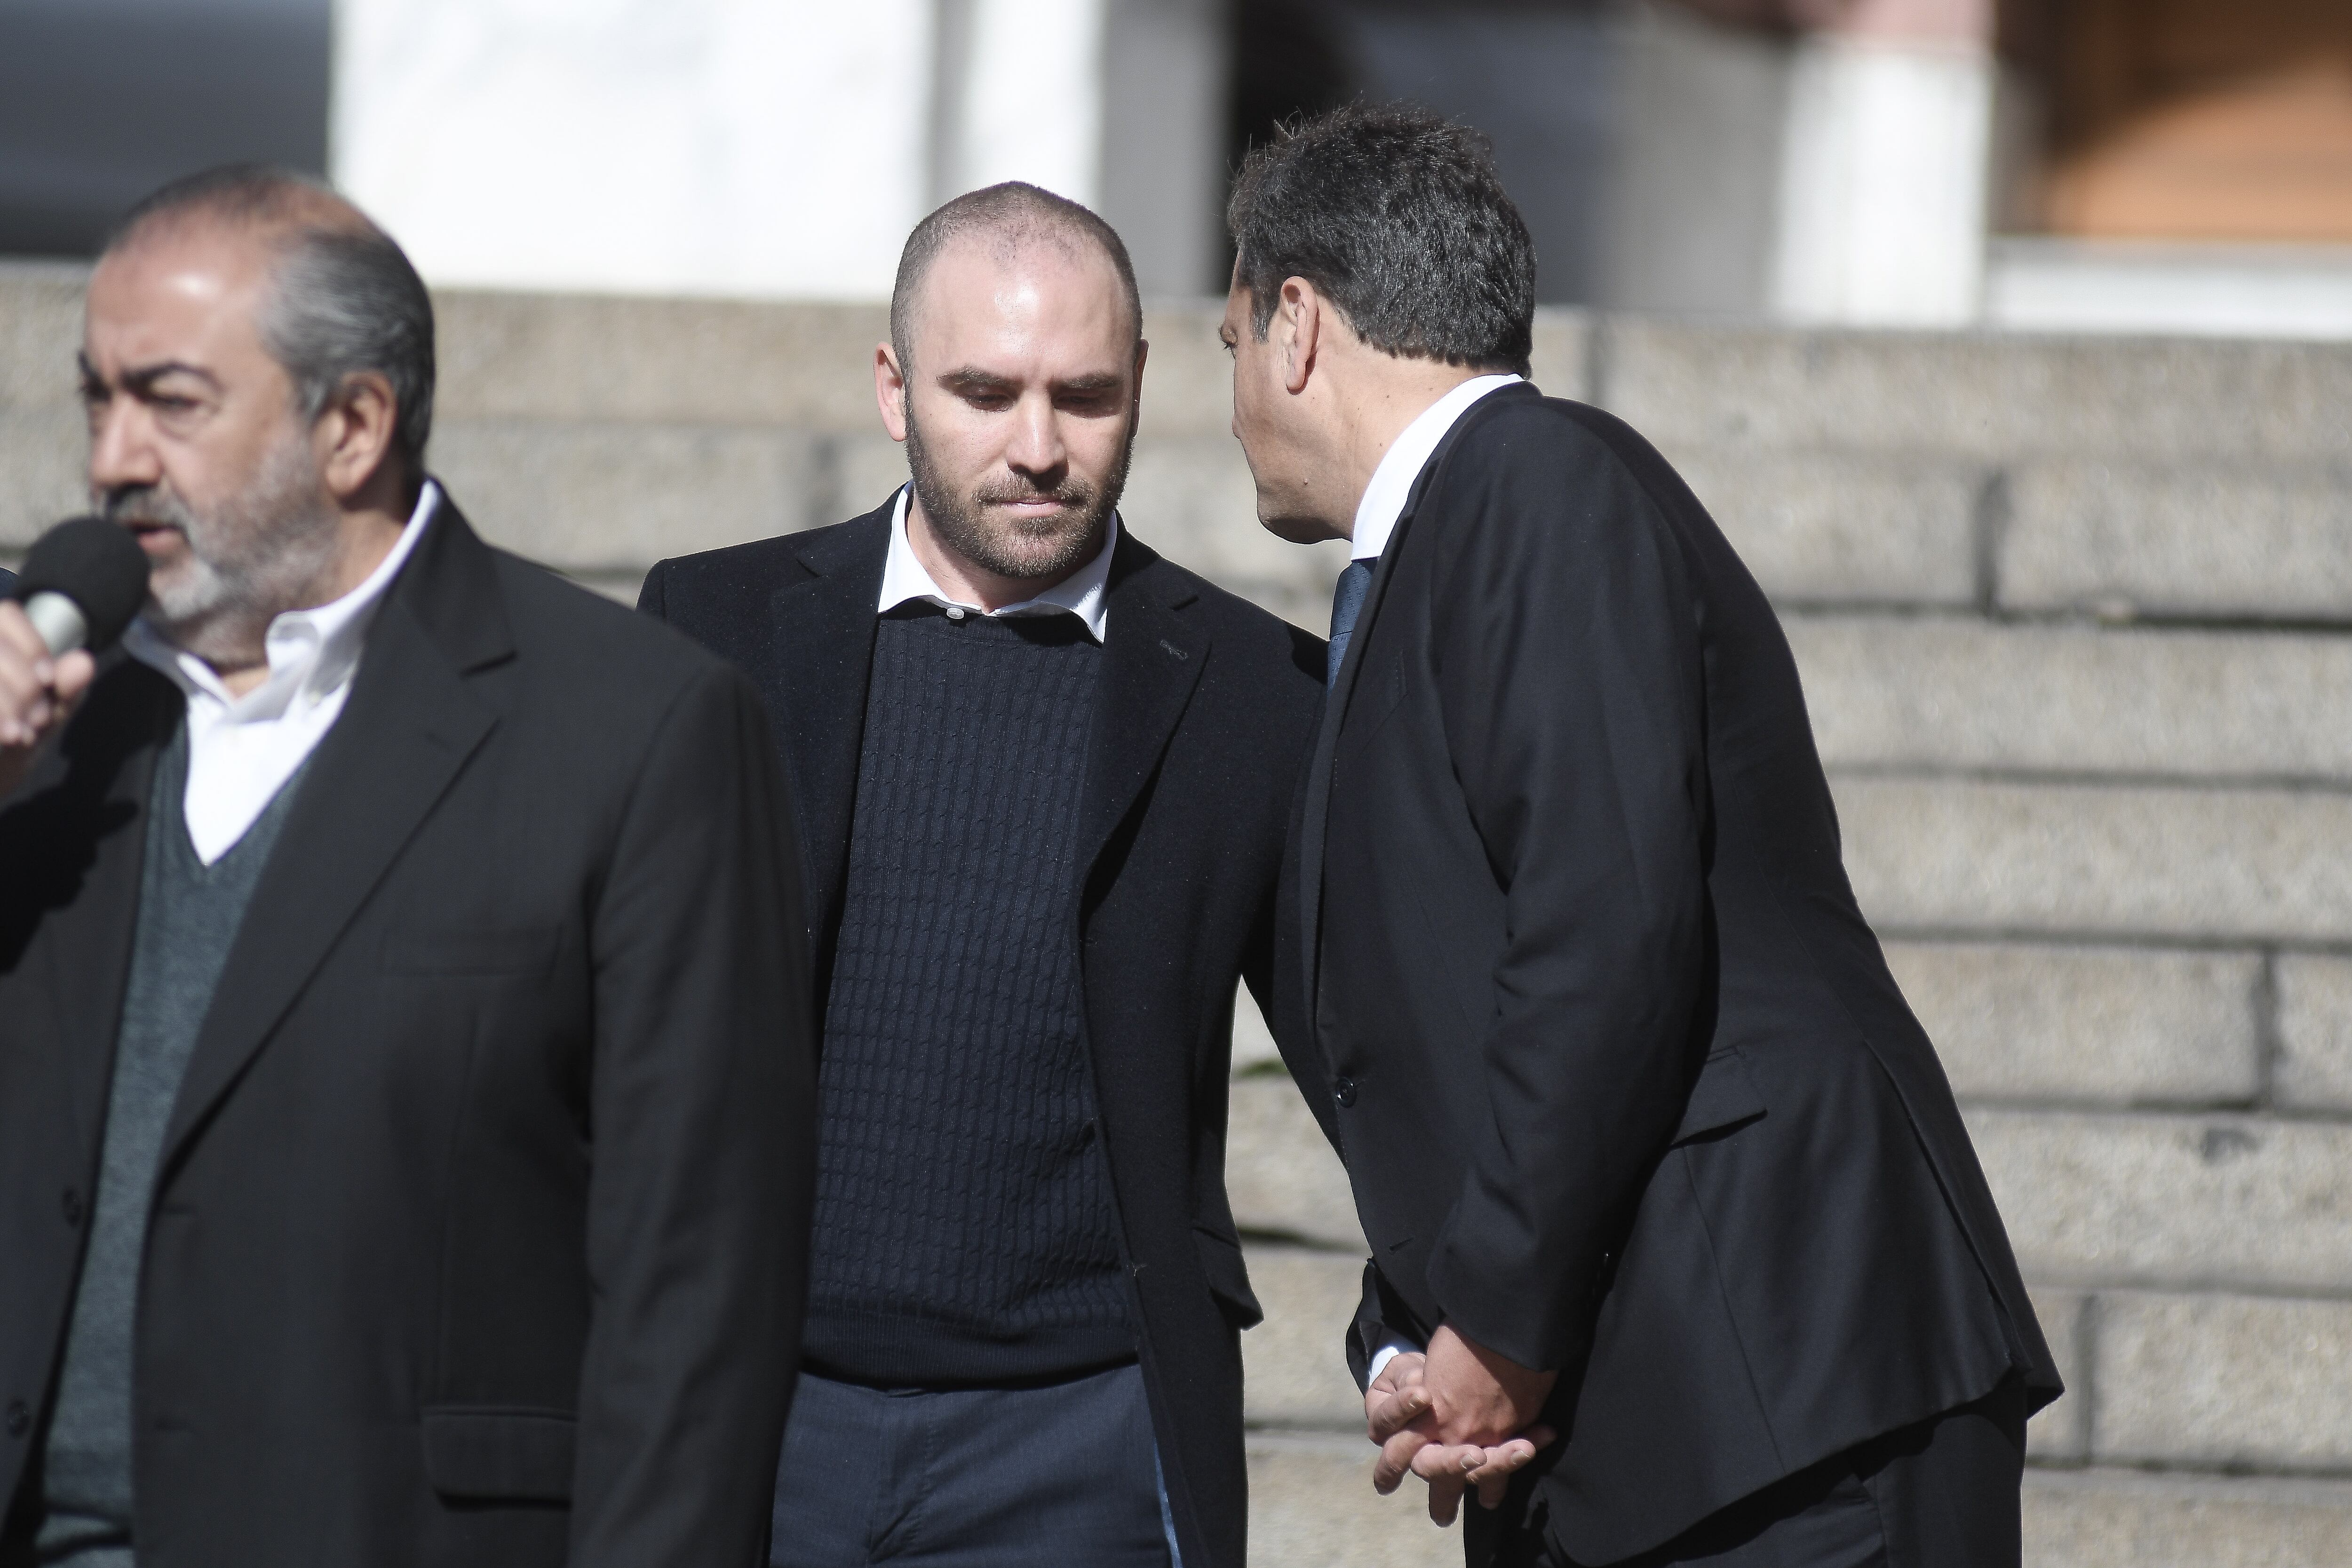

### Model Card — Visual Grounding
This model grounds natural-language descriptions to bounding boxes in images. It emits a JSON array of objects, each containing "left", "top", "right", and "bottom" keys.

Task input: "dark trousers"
[
  {"left": 769, "top": 1362, "right": 1177, "bottom": 1567},
  {"left": 1474, "top": 1378, "right": 2028, "bottom": 1568}
]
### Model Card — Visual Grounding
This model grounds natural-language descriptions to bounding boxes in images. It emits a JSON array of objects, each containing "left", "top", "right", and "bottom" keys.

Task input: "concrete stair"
[{"left": 8, "top": 261, "right": 2352, "bottom": 1564}]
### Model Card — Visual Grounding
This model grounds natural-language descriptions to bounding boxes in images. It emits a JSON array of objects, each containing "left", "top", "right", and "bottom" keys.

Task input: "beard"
[
  {"left": 905, "top": 406, "right": 1134, "bottom": 583},
  {"left": 102, "top": 430, "right": 342, "bottom": 665}
]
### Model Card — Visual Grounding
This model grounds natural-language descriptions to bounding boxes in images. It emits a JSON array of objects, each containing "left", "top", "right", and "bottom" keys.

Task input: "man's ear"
[
  {"left": 1279, "top": 278, "right": 1321, "bottom": 397},
  {"left": 876, "top": 343, "right": 911, "bottom": 443},
  {"left": 317, "top": 370, "right": 399, "bottom": 503}
]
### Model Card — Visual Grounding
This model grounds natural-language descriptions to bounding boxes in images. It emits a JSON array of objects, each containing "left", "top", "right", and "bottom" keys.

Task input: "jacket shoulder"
[
  {"left": 488, "top": 551, "right": 745, "bottom": 709},
  {"left": 644, "top": 508, "right": 892, "bottom": 629}
]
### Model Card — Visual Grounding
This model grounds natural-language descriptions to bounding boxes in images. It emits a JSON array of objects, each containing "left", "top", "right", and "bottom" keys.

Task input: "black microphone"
[{"left": 10, "top": 517, "right": 152, "bottom": 656}]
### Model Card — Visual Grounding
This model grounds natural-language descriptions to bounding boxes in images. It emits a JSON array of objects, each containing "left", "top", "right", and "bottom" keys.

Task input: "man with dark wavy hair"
[{"left": 1226, "top": 106, "right": 2061, "bottom": 1567}]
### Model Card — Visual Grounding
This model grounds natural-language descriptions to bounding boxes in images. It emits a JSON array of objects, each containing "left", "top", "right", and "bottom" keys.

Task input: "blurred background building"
[
  {"left": 9, "top": 0, "right": 2352, "bottom": 330},
  {"left": 9, "top": 3, "right": 2352, "bottom": 1566}
]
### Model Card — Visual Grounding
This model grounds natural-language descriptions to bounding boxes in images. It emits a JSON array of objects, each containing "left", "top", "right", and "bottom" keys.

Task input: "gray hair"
[{"left": 106, "top": 165, "right": 437, "bottom": 474}]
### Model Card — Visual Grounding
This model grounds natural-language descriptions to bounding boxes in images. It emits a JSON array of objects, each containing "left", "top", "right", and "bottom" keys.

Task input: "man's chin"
[{"left": 1256, "top": 508, "right": 1339, "bottom": 546}]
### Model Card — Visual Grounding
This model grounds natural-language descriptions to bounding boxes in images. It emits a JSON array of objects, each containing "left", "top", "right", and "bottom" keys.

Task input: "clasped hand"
[{"left": 1363, "top": 1323, "right": 1558, "bottom": 1526}]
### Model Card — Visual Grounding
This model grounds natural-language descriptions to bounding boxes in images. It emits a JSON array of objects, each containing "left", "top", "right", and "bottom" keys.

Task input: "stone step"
[
  {"left": 1834, "top": 777, "right": 2352, "bottom": 944},
  {"left": 1601, "top": 317, "right": 2352, "bottom": 466},
  {"left": 434, "top": 420, "right": 818, "bottom": 574},
  {"left": 1886, "top": 941, "right": 2261, "bottom": 1108},
  {"left": 1241, "top": 1243, "right": 1366, "bottom": 1432},
  {"left": 1245, "top": 1449, "right": 2352, "bottom": 1567},
  {"left": 2023, "top": 1467, "right": 2352, "bottom": 1568},
  {"left": 1677, "top": 450, "right": 2352, "bottom": 622},
  {"left": 1972, "top": 1109, "right": 2352, "bottom": 1294},
  {"left": 2277, "top": 958, "right": 2352, "bottom": 1114},
  {"left": 2002, "top": 462, "right": 2352, "bottom": 623},
  {"left": 1790, "top": 618, "right": 2352, "bottom": 781},
  {"left": 1672, "top": 452, "right": 1987, "bottom": 607},
  {"left": 2094, "top": 1290, "right": 2352, "bottom": 1472},
  {"left": 1246, "top": 1432, "right": 1461, "bottom": 1568}
]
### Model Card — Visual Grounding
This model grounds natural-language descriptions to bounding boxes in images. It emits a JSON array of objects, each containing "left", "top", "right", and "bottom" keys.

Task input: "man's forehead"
[
  {"left": 913, "top": 232, "right": 1133, "bottom": 361},
  {"left": 85, "top": 224, "right": 270, "bottom": 369}
]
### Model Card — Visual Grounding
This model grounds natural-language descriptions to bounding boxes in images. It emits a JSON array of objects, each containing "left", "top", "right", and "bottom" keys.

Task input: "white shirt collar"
[
  {"left": 126, "top": 479, "right": 441, "bottom": 716},
  {"left": 876, "top": 485, "right": 1116, "bottom": 643},
  {"left": 1350, "top": 374, "right": 1525, "bottom": 562}
]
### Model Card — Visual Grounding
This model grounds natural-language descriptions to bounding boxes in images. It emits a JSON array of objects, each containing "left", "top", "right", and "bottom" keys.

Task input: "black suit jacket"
[
  {"left": 1291, "top": 387, "right": 2061, "bottom": 1564},
  {"left": 0, "top": 497, "right": 817, "bottom": 1568},
  {"left": 638, "top": 501, "right": 1325, "bottom": 1568}
]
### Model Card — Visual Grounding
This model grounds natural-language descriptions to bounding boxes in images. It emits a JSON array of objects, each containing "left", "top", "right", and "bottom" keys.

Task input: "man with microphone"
[{"left": 0, "top": 166, "right": 815, "bottom": 1567}]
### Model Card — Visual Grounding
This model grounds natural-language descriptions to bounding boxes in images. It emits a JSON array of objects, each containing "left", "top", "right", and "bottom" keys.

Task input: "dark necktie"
[
  {"left": 1327, "top": 562, "right": 1374, "bottom": 691},
  {"left": 1327, "top": 559, "right": 1373, "bottom": 687}
]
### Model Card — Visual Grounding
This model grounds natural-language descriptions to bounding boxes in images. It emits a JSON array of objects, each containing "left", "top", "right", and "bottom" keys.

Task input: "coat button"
[
  {"left": 1334, "top": 1077, "right": 1359, "bottom": 1108},
  {"left": 4, "top": 1401, "right": 27, "bottom": 1438},
  {"left": 61, "top": 1189, "right": 83, "bottom": 1228}
]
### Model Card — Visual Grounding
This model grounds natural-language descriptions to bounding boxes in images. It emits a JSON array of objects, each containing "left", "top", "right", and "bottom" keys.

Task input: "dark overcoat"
[
  {"left": 1289, "top": 385, "right": 2064, "bottom": 1565},
  {"left": 638, "top": 500, "right": 1327, "bottom": 1568},
  {"left": 0, "top": 498, "right": 816, "bottom": 1567}
]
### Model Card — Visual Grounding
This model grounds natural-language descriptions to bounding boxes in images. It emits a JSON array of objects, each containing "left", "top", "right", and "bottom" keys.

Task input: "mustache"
[
  {"left": 971, "top": 474, "right": 1095, "bottom": 510},
  {"left": 100, "top": 485, "right": 195, "bottom": 530}
]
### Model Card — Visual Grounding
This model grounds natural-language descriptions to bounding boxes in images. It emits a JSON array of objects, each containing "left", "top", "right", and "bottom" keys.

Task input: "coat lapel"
[
  {"left": 158, "top": 501, "right": 509, "bottom": 1174},
  {"left": 764, "top": 508, "right": 889, "bottom": 942},
  {"left": 1296, "top": 385, "right": 1536, "bottom": 1037},
  {"left": 1079, "top": 535, "right": 1207, "bottom": 888}
]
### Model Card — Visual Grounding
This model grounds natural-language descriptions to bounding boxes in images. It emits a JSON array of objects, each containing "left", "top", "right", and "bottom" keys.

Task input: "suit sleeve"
[
  {"left": 568, "top": 661, "right": 817, "bottom": 1567},
  {"left": 1421, "top": 413, "right": 1709, "bottom": 1374}
]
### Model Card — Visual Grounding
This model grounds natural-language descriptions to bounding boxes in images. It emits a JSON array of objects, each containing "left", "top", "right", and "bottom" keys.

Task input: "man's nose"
[
  {"left": 1004, "top": 393, "right": 1067, "bottom": 479},
  {"left": 87, "top": 401, "right": 161, "bottom": 493}
]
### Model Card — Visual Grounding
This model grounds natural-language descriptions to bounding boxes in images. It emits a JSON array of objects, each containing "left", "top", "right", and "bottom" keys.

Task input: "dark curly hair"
[{"left": 1226, "top": 103, "right": 1536, "bottom": 376}]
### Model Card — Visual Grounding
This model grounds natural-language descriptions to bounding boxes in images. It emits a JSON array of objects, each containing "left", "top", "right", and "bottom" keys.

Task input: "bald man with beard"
[
  {"left": 639, "top": 183, "right": 1325, "bottom": 1568},
  {"left": 0, "top": 167, "right": 814, "bottom": 1568}
]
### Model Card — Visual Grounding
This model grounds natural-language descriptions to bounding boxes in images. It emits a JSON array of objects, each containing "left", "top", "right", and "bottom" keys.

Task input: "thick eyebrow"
[
  {"left": 935, "top": 366, "right": 1127, "bottom": 398},
  {"left": 76, "top": 351, "right": 222, "bottom": 398},
  {"left": 937, "top": 366, "right": 1016, "bottom": 396}
]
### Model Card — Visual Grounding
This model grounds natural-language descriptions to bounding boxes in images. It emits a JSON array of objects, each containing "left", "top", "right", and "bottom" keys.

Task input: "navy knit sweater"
[{"left": 800, "top": 606, "right": 1134, "bottom": 1385}]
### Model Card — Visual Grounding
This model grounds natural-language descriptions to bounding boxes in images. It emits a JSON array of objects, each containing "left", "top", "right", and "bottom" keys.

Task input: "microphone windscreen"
[{"left": 14, "top": 517, "right": 152, "bottom": 654}]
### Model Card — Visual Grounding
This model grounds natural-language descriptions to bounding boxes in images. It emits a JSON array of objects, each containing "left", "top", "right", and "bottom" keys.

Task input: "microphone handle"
[{"left": 23, "top": 591, "right": 88, "bottom": 656}]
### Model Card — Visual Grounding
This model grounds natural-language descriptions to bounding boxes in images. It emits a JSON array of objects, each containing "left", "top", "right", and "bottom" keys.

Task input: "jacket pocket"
[
  {"left": 1671, "top": 1047, "right": 1768, "bottom": 1146},
  {"left": 1192, "top": 1225, "right": 1265, "bottom": 1329},
  {"left": 421, "top": 1407, "right": 576, "bottom": 1502}
]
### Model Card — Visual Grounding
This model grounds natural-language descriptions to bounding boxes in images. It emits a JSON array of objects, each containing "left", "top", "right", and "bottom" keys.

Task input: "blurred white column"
[
  {"left": 938, "top": 0, "right": 1107, "bottom": 205},
  {"left": 331, "top": 0, "right": 934, "bottom": 298},
  {"left": 1769, "top": 0, "right": 1994, "bottom": 326}
]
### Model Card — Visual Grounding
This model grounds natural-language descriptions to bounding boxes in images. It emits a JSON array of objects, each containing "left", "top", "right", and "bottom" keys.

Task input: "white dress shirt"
[
  {"left": 1351, "top": 373, "right": 1525, "bottom": 562},
  {"left": 124, "top": 481, "right": 439, "bottom": 866},
  {"left": 876, "top": 485, "right": 1117, "bottom": 642},
  {"left": 1346, "top": 373, "right": 1522, "bottom": 1387}
]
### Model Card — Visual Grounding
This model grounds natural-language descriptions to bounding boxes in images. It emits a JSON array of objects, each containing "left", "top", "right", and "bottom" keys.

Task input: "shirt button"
[
  {"left": 1335, "top": 1077, "right": 1359, "bottom": 1108},
  {"left": 945, "top": 606, "right": 966, "bottom": 621},
  {"left": 4, "top": 1401, "right": 28, "bottom": 1438},
  {"left": 61, "top": 1189, "right": 82, "bottom": 1228}
]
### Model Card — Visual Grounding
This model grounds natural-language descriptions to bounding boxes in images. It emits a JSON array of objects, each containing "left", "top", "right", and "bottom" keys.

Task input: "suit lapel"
[
  {"left": 765, "top": 509, "right": 889, "bottom": 940},
  {"left": 1297, "top": 385, "right": 1537, "bottom": 1037},
  {"left": 158, "top": 503, "right": 509, "bottom": 1174},
  {"left": 1294, "top": 533, "right": 1409, "bottom": 1042},
  {"left": 1079, "top": 537, "right": 1207, "bottom": 885}
]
